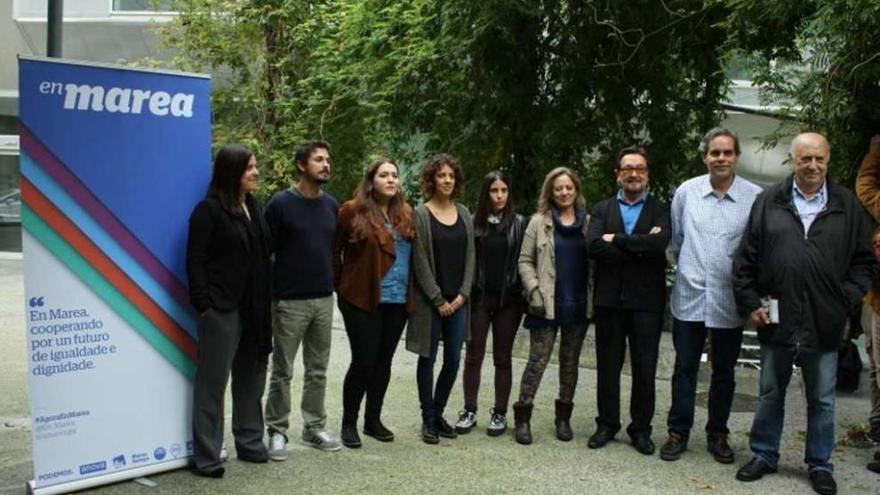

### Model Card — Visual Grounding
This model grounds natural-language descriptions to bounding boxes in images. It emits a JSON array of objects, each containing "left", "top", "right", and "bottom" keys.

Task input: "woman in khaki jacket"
[
  {"left": 514, "top": 166, "right": 590, "bottom": 445},
  {"left": 332, "top": 158, "right": 415, "bottom": 449}
]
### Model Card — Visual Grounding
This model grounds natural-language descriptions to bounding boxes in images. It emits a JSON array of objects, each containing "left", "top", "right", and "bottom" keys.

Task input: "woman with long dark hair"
[
  {"left": 454, "top": 171, "right": 526, "bottom": 436},
  {"left": 513, "top": 166, "right": 590, "bottom": 445},
  {"left": 332, "top": 158, "right": 415, "bottom": 448},
  {"left": 407, "top": 153, "right": 475, "bottom": 444},
  {"left": 186, "top": 144, "right": 273, "bottom": 477}
]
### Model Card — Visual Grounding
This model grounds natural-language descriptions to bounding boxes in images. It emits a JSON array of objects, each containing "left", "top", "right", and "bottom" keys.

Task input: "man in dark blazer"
[{"left": 585, "top": 145, "right": 671, "bottom": 455}]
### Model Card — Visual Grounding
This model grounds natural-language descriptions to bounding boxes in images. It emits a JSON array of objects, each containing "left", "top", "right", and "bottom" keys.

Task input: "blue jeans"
[
  {"left": 416, "top": 306, "right": 468, "bottom": 423},
  {"left": 749, "top": 343, "right": 837, "bottom": 473},
  {"left": 667, "top": 318, "right": 743, "bottom": 436}
]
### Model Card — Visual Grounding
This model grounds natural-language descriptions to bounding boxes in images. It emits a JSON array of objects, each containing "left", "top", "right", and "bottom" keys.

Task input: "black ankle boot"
[
  {"left": 363, "top": 417, "right": 394, "bottom": 442},
  {"left": 341, "top": 422, "right": 362, "bottom": 448},
  {"left": 421, "top": 419, "right": 439, "bottom": 445},
  {"left": 513, "top": 401, "right": 533, "bottom": 445},
  {"left": 555, "top": 399, "right": 573, "bottom": 441}
]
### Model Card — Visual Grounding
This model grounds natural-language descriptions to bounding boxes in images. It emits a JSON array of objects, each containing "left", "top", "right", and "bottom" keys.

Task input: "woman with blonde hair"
[{"left": 513, "top": 166, "right": 590, "bottom": 445}]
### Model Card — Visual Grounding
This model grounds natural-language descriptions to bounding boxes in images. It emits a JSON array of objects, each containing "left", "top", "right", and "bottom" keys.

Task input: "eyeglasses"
[{"left": 618, "top": 166, "right": 647, "bottom": 175}]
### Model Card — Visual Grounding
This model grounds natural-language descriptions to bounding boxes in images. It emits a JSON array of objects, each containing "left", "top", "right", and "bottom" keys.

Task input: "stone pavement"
[{"left": 0, "top": 259, "right": 878, "bottom": 494}]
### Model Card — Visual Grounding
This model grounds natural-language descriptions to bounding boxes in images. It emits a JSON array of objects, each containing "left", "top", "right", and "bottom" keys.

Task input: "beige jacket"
[{"left": 518, "top": 211, "right": 590, "bottom": 322}]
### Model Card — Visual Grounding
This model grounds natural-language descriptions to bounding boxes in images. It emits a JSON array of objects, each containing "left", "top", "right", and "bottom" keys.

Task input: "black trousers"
[
  {"left": 192, "top": 307, "right": 267, "bottom": 472},
  {"left": 594, "top": 307, "right": 663, "bottom": 437},
  {"left": 338, "top": 297, "right": 408, "bottom": 425}
]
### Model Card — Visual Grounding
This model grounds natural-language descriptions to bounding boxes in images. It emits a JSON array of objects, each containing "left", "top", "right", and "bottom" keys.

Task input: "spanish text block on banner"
[{"left": 18, "top": 56, "right": 211, "bottom": 495}]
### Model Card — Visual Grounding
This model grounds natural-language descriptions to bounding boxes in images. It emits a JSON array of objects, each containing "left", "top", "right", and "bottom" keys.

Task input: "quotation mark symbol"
[{"left": 29, "top": 297, "right": 45, "bottom": 307}]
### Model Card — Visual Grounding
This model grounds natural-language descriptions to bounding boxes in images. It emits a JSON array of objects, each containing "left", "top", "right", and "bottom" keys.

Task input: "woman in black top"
[
  {"left": 454, "top": 171, "right": 526, "bottom": 436},
  {"left": 186, "top": 145, "right": 273, "bottom": 477},
  {"left": 406, "top": 154, "right": 475, "bottom": 444}
]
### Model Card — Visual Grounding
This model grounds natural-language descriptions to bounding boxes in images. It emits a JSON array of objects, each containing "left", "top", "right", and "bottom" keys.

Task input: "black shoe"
[
  {"left": 236, "top": 450, "right": 268, "bottom": 463},
  {"left": 421, "top": 422, "right": 439, "bottom": 444},
  {"left": 867, "top": 461, "right": 880, "bottom": 473},
  {"left": 587, "top": 427, "right": 616, "bottom": 449},
  {"left": 341, "top": 422, "right": 362, "bottom": 448},
  {"left": 192, "top": 465, "right": 225, "bottom": 478},
  {"left": 660, "top": 432, "right": 688, "bottom": 461},
  {"left": 436, "top": 417, "right": 458, "bottom": 439},
  {"left": 363, "top": 419, "right": 394, "bottom": 442},
  {"left": 808, "top": 470, "right": 837, "bottom": 495},
  {"left": 736, "top": 457, "right": 777, "bottom": 482},
  {"left": 707, "top": 432, "right": 735, "bottom": 464},
  {"left": 868, "top": 424, "right": 880, "bottom": 443},
  {"left": 631, "top": 434, "right": 655, "bottom": 455}
]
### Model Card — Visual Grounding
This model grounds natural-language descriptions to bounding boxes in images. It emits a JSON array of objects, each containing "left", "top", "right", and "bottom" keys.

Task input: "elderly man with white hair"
[{"left": 732, "top": 132, "right": 875, "bottom": 495}]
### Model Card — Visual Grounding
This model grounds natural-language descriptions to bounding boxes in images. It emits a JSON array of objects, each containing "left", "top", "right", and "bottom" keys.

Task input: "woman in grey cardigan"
[
  {"left": 407, "top": 153, "right": 475, "bottom": 444},
  {"left": 513, "top": 166, "right": 590, "bottom": 445}
]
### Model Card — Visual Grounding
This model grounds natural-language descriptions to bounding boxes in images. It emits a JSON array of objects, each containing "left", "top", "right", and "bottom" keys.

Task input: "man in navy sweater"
[{"left": 264, "top": 140, "right": 341, "bottom": 460}]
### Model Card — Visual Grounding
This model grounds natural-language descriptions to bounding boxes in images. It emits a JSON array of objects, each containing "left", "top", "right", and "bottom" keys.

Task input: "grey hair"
[{"left": 698, "top": 127, "right": 741, "bottom": 157}]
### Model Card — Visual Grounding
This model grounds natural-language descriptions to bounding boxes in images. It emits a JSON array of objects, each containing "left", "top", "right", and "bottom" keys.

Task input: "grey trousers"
[
  {"left": 191, "top": 308, "right": 268, "bottom": 472},
  {"left": 265, "top": 297, "right": 334, "bottom": 437}
]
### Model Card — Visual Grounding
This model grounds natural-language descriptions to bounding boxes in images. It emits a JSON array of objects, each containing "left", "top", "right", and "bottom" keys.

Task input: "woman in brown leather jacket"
[{"left": 332, "top": 158, "right": 415, "bottom": 449}]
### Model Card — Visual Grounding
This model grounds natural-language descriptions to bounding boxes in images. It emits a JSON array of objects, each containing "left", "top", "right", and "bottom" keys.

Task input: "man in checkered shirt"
[{"left": 660, "top": 128, "right": 761, "bottom": 465}]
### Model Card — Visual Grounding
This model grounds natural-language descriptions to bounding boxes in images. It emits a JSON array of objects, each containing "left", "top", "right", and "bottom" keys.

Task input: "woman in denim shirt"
[{"left": 332, "top": 158, "right": 415, "bottom": 448}]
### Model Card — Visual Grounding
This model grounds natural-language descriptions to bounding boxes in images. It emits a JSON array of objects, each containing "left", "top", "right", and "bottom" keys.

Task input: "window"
[
  {"left": 112, "top": 0, "right": 173, "bottom": 12},
  {"left": 0, "top": 152, "right": 21, "bottom": 252}
]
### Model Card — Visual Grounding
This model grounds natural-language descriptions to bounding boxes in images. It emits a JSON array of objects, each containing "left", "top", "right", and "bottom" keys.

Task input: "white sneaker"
[
  {"left": 487, "top": 408, "right": 507, "bottom": 437},
  {"left": 268, "top": 433, "right": 288, "bottom": 461},
  {"left": 301, "top": 429, "right": 342, "bottom": 452},
  {"left": 454, "top": 410, "right": 477, "bottom": 434}
]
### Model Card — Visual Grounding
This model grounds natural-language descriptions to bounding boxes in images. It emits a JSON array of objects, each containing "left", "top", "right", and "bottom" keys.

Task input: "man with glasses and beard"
[{"left": 586, "top": 146, "right": 670, "bottom": 456}]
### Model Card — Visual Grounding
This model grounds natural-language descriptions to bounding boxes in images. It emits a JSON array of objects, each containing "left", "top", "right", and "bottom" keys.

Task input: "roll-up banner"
[{"left": 18, "top": 56, "right": 211, "bottom": 494}]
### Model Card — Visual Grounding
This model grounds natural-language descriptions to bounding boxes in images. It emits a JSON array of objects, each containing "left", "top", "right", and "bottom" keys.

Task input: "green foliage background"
[{"left": 150, "top": 0, "right": 880, "bottom": 208}]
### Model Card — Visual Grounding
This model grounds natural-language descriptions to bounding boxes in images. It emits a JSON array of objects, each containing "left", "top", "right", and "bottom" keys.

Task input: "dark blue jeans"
[
  {"left": 667, "top": 318, "right": 743, "bottom": 436},
  {"left": 749, "top": 343, "right": 837, "bottom": 473},
  {"left": 417, "top": 306, "right": 468, "bottom": 423}
]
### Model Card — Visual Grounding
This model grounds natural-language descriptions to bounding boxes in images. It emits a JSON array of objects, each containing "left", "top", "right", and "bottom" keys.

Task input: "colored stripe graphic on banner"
[
  {"left": 21, "top": 205, "right": 196, "bottom": 379},
  {"left": 19, "top": 125, "right": 191, "bottom": 309},
  {"left": 20, "top": 153, "right": 198, "bottom": 339},
  {"left": 22, "top": 179, "right": 197, "bottom": 363}
]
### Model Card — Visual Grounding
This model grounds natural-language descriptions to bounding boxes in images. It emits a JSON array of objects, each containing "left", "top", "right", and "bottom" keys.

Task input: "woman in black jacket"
[
  {"left": 186, "top": 144, "right": 273, "bottom": 478},
  {"left": 454, "top": 171, "right": 526, "bottom": 436}
]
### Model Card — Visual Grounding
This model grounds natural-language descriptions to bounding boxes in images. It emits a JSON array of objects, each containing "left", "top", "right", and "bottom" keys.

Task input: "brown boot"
[
  {"left": 513, "top": 401, "right": 533, "bottom": 445},
  {"left": 555, "top": 399, "right": 573, "bottom": 441}
]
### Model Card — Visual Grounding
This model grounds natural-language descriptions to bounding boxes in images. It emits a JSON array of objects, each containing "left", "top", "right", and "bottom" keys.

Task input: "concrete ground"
[{"left": 0, "top": 258, "right": 878, "bottom": 494}]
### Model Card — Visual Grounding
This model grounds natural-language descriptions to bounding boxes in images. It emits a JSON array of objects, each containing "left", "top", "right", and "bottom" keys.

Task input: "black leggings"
[{"left": 338, "top": 297, "right": 408, "bottom": 425}]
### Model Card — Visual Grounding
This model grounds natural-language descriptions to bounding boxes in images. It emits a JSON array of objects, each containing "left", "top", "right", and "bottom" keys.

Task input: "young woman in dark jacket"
[
  {"left": 186, "top": 144, "right": 273, "bottom": 478},
  {"left": 454, "top": 171, "right": 526, "bottom": 436},
  {"left": 332, "top": 158, "right": 415, "bottom": 448}
]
